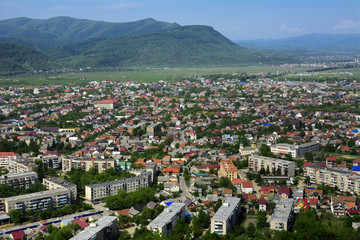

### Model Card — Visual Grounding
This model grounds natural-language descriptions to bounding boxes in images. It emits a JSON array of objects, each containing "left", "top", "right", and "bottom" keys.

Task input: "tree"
[
  {"left": 9, "top": 209, "right": 24, "bottom": 224},
  {"left": 304, "top": 176, "right": 311, "bottom": 186},
  {"left": 247, "top": 223, "right": 256, "bottom": 238},
  {"left": 256, "top": 211, "right": 267, "bottom": 229},
  {"left": 304, "top": 152, "right": 314, "bottom": 161},
  {"left": 192, "top": 209, "right": 210, "bottom": 229}
]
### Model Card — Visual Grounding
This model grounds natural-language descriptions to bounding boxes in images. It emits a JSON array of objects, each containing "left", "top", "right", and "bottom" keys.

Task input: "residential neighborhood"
[{"left": 0, "top": 74, "right": 360, "bottom": 239}]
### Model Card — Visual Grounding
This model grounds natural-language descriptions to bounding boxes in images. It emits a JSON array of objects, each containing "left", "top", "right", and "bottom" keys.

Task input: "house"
[
  {"left": 309, "top": 197, "right": 319, "bottom": 209},
  {"left": 326, "top": 157, "right": 337, "bottom": 168},
  {"left": 259, "top": 198, "right": 267, "bottom": 211},
  {"left": 296, "top": 198, "right": 309, "bottom": 210},
  {"left": 162, "top": 168, "right": 180, "bottom": 175},
  {"left": 260, "top": 186, "right": 275, "bottom": 199},
  {"left": 233, "top": 178, "right": 242, "bottom": 194},
  {"left": 278, "top": 188, "right": 290, "bottom": 199},
  {"left": 72, "top": 218, "right": 89, "bottom": 229},
  {"left": 223, "top": 188, "right": 233, "bottom": 197},
  {"left": 305, "top": 189, "right": 323, "bottom": 198},
  {"left": 164, "top": 182, "right": 180, "bottom": 193},
  {"left": 39, "top": 225, "right": 48, "bottom": 233},
  {"left": 10, "top": 230, "right": 25, "bottom": 240},
  {"left": 184, "top": 198, "right": 196, "bottom": 211},
  {"left": 242, "top": 194, "right": 258, "bottom": 203},
  {"left": 241, "top": 181, "right": 253, "bottom": 194},
  {"left": 129, "top": 204, "right": 145, "bottom": 217},
  {"left": 146, "top": 202, "right": 158, "bottom": 209},
  {"left": 331, "top": 196, "right": 356, "bottom": 216}
]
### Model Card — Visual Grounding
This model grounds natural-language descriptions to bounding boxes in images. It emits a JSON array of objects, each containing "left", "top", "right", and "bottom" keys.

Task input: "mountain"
[
  {"left": 0, "top": 17, "right": 292, "bottom": 74},
  {"left": 0, "top": 16, "right": 180, "bottom": 50},
  {"left": 0, "top": 42, "right": 61, "bottom": 76},
  {"left": 236, "top": 34, "right": 360, "bottom": 53},
  {"left": 54, "top": 25, "right": 287, "bottom": 68}
]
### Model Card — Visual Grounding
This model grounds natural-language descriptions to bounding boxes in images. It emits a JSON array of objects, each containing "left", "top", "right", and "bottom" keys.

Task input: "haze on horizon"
[{"left": 0, "top": 0, "right": 359, "bottom": 41}]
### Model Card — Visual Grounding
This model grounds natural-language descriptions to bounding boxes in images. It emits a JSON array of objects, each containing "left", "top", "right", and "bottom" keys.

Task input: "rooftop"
[
  {"left": 212, "top": 197, "right": 241, "bottom": 221},
  {"left": 147, "top": 202, "right": 185, "bottom": 228}
]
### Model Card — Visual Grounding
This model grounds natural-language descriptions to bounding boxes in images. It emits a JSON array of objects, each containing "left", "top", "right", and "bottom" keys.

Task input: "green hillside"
[
  {"left": 0, "top": 17, "right": 180, "bottom": 50},
  {"left": 0, "top": 17, "right": 293, "bottom": 75},
  {"left": 57, "top": 25, "right": 289, "bottom": 68},
  {"left": 0, "top": 42, "right": 61, "bottom": 76}
]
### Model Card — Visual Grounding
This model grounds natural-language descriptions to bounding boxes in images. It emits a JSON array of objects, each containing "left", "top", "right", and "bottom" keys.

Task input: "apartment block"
[
  {"left": 84, "top": 171, "right": 151, "bottom": 203},
  {"left": 70, "top": 216, "right": 118, "bottom": 240},
  {"left": 4, "top": 188, "right": 71, "bottom": 212},
  {"left": 40, "top": 155, "right": 61, "bottom": 169},
  {"left": 298, "top": 142, "right": 319, "bottom": 156},
  {"left": 211, "top": 197, "right": 241, "bottom": 235},
  {"left": 270, "top": 198, "right": 294, "bottom": 231},
  {"left": 0, "top": 152, "right": 19, "bottom": 167},
  {"left": 305, "top": 165, "right": 360, "bottom": 194},
  {"left": 146, "top": 123, "right": 160, "bottom": 135},
  {"left": 147, "top": 203, "right": 186, "bottom": 235},
  {"left": 271, "top": 144, "right": 299, "bottom": 158},
  {"left": 8, "top": 159, "right": 35, "bottom": 174},
  {"left": 271, "top": 142, "right": 319, "bottom": 158},
  {"left": 62, "top": 157, "right": 116, "bottom": 173},
  {"left": 219, "top": 160, "right": 238, "bottom": 181},
  {"left": 0, "top": 171, "right": 37, "bottom": 189},
  {"left": 145, "top": 162, "right": 157, "bottom": 182},
  {"left": 248, "top": 155, "right": 295, "bottom": 177},
  {"left": 43, "top": 177, "right": 77, "bottom": 201}
]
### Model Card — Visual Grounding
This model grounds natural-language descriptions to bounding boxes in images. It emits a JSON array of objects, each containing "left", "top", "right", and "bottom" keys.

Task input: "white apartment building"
[
  {"left": 248, "top": 155, "right": 295, "bottom": 177},
  {"left": 0, "top": 152, "right": 19, "bottom": 167},
  {"left": 0, "top": 171, "right": 37, "bottom": 189},
  {"left": 4, "top": 188, "right": 71, "bottom": 212},
  {"left": 147, "top": 203, "right": 186, "bottom": 235},
  {"left": 271, "top": 142, "right": 319, "bottom": 158},
  {"left": 270, "top": 198, "right": 294, "bottom": 231},
  {"left": 84, "top": 171, "right": 151, "bottom": 203},
  {"left": 70, "top": 216, "right": 118, "bottom": 240},
  {"left": 43, "top": 177, "right": 77, "bottom": 201},
  {"left": 305, "top": 165, "right": 360, "bottom": 194},
  {"left": 211, "top": 197, "right": 241, "bottom": 235},
  {"left": 62, "top": 157, "right": 116, "bottom": 173}
]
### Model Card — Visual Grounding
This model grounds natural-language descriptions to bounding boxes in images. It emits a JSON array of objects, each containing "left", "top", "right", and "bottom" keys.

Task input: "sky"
[{"left": 0, "top": 0, "right": 359, "bottom": 40}]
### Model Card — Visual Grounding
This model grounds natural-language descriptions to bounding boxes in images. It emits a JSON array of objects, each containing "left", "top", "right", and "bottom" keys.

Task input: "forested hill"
[
  {"left": 0, "top": 17, "right": 180, "bottom": 51},
  {"left": 0, "top": 42, "right": 61, "bottom": 76},
  {"left": 54, "top": 25, "right": 288, "bottom": 68},
  {"left": 0, "top": 17, "right": 292, "bottom": 75}
]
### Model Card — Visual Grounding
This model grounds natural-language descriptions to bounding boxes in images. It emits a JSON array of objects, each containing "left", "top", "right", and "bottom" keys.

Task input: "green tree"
[
  {"left": 256, "top": 211, "right": 267, "bottom": 229},
  {"left": 192, "top": 209, "right": 210, "bottom": 229},
  {"left": 304, "top": 152, "right": 314, "bottom": 161},
  {"left": 8, "top": 209, "right": 25, "bottom": 224}
]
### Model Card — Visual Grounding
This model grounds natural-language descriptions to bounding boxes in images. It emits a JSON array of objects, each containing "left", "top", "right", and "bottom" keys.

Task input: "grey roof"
[
  {"left": 270, "top": 198, "right": 294, "bottom": 223},
  {"left": 70, "top": 216, "right": 117, "bottom": 240},
  {"left": 147, "top": 203, "right": 185, "bottom": 229},
  {"left": 0, "top": 214, "right": 10, "bottom": 221},
  {"left": 44, "top": 177, "right": 76, "bottom": 188},
  {"left": 212, "top": 197, "right": 241, "bottom": 221}
]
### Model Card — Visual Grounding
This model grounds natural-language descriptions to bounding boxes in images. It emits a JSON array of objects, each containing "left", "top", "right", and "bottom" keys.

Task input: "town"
[{"left": 0, "top": 72, "right": 360, "bottom": 240}]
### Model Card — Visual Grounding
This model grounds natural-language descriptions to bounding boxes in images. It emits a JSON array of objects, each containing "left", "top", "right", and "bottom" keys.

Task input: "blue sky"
[{"left": 0, "top": 0, "right": 359, "bottom": 40}]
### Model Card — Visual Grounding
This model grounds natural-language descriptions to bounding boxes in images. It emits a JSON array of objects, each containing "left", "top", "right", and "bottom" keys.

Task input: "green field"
[{"left": 0, "top": 66, "right": 310, "bottom": 86}]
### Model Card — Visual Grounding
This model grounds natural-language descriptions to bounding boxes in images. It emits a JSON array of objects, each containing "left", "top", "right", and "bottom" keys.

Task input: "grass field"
[
  {"left": 326, "top": 152, "right": 360, "bottom": 162},
  {"left": 0, "top": 66, "right": 311, "bottom": 86}
]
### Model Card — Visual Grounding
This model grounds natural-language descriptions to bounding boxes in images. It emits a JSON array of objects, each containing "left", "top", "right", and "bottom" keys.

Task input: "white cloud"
[
  {"left": 333, "top": 19, "right": 358, "bottom": 31},
  {"left": 280, "top": 23, "right": 304, "bottom": 33},
  {"left": 105, "top": 2, "right": 140, "bottom": 10}
]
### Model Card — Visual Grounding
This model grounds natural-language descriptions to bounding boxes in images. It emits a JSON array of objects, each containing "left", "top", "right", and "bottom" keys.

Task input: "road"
[
  {"left": 179, "top": 174, "right": 190, "bottom": 200},
  {"left": 1, "top": 209, "right": 109, "bottom": 236}
]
